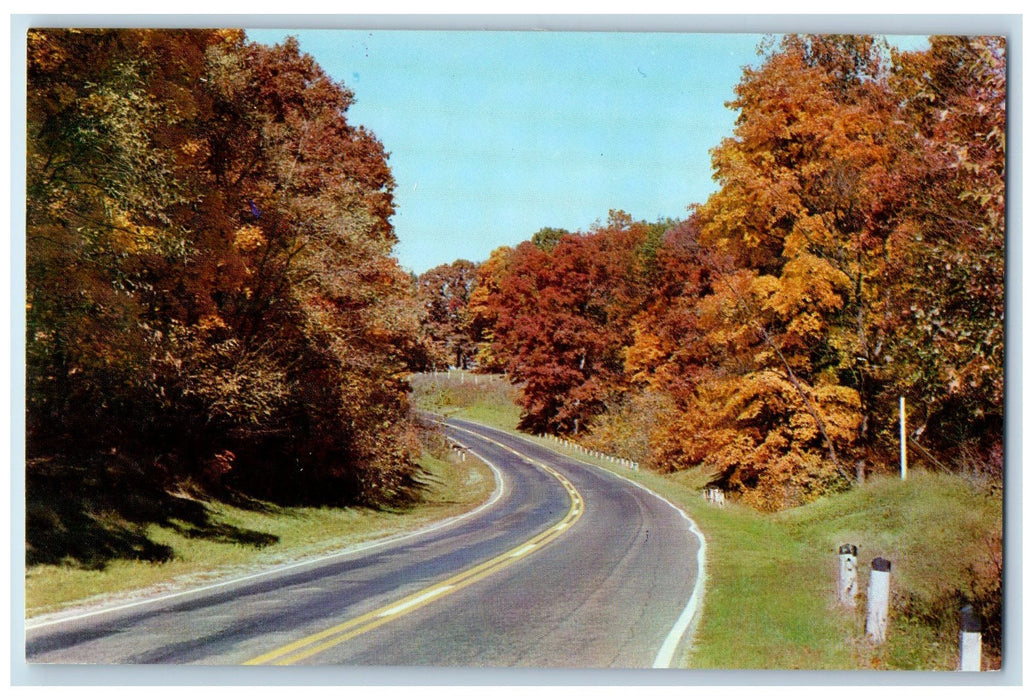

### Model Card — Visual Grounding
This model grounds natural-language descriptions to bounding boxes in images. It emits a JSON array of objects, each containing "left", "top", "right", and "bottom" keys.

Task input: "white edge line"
[
  {"left": 26, "top": 450, "right": 506, "bottom": 631},
  {"left": 652, "top": 518, "right": 707, "bottom": 669},
  {"left": 542, "top": 440, "right": 708, "bottom": 668},
  {"left": 446, "top": 416, "right": 707, "bottom": 669}
]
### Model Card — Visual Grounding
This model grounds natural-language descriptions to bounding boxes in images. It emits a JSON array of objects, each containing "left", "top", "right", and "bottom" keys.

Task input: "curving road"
[{"left": 25, "top": 417, "right": 703, "bottom": 667}]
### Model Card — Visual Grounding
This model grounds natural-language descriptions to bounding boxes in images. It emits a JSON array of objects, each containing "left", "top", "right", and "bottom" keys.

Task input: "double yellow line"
[{"left": 245, "top": 443, "right": 582, "bottom": 666}]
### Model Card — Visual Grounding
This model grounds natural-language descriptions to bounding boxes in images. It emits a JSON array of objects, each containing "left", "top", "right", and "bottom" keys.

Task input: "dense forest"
[
  {"left": 418, "top": 35, "right": 1005, "bottom": 511},
  {"left": 27, "top": 29, "right": 425, "bottom": 521}
]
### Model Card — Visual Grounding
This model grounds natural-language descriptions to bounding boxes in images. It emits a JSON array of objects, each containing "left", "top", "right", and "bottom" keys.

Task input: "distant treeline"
[{"left": 416, "top": 35, "right": 1005, "bottom": 510}]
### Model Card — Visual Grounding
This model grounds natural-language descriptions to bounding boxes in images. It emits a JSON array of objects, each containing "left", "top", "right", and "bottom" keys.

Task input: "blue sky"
[{"left": 246, "top": 30, "right": 926, "bottom": 274}]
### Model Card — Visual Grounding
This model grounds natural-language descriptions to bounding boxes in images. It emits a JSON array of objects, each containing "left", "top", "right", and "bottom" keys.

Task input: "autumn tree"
[
  {"left": 637, "top": 36, "right": 895, "bottom": 506},
  {"left": 26, "top": 29, "right": 422, "bottom": 517},
  {"left": 634, "top": 35, "right": 1004, "bottom": 505},
  {"left": 880, "top": 36, "right": 1006, "bottom": 475},
  {"left": 415, "top": 259, "right": 479, "bottom": 370},
  {"left": 479, "top": 212, "right": 673, "bottom": 434},
  {"left": 27, "top": 29, "right": 228, "bottom": 463}
]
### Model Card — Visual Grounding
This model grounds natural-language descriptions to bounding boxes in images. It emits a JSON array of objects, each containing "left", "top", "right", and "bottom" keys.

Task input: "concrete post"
[
  {"left": 959, "top": 604, "right": 982, "bottom": 672},
  {"left": 838, "top": 544, "right": 858, "bottom": 607},
  {"left": 866, "top": 557, "right": 891, "bottom": 643}
]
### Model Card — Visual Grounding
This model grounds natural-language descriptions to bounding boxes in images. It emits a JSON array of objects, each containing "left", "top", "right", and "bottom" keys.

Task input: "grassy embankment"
[
  {"left": 26, "top": 445, "right": 496, "bottom": 618},
  {"left": 411, "top": 370, "right": 1004, "bottom": 671}
]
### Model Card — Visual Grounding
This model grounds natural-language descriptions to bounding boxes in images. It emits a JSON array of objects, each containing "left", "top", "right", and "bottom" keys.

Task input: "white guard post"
[
  {"left": 959, "top": 604, "right": 982, "bottom": 672},
  {"left": 866, "top": 557, "right": 891, "bottom": 643},
  {"left": 838, "top": 544, "right": 858, "bottom": 607}
]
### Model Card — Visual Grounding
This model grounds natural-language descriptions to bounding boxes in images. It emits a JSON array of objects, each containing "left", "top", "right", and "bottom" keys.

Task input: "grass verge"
[
  {"left": 25, "top": 450, "right": 496, "bottom": 618},
  {"left": 413, "top": 372, "right": 1004, "bottom": 671},
  {"left": 410, "top": 370, "right": 522, "bottom": 430}
]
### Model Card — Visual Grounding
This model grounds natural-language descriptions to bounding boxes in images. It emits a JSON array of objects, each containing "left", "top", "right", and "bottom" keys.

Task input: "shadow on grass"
[{"left": 26, "top": 459, "right": 279, "bottom": 570}]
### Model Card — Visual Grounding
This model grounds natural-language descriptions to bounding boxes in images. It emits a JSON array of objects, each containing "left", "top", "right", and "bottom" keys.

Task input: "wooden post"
[
  {"left": 866, "top": 557, "right": 891, "bottom": 643},
  {"left": 838, "top": 544, "right": 858, "bottom": 607},
  {"left": 900, "top": 396, "right": 907, "bottom": 480},
  {"left": 959, "top": 604, "right": 982, "bottom": 672}
]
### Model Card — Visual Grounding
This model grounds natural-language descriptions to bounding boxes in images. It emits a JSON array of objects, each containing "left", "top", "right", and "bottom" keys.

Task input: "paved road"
[{"left": 25, "top": 417, "right": 703, "bottom": 667}]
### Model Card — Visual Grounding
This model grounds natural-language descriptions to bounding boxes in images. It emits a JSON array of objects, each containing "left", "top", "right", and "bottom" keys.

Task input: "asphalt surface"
[{"left": 25, "top": 417, "right": 702, "bottom": 667}]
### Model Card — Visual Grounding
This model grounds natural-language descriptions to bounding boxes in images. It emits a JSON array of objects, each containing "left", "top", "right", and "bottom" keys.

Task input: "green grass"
[
  {"left": 412, "top": 373, "right": 1004, "bottom": 671},
  {"left": 771, "top": 472, "right": 1003, "bottom": 671},
  {"left": 410, "top": 370, "right": 522, "bottom": 429},
  {"left": 25, "top": 450, "right": 496, "bottom": 618}
]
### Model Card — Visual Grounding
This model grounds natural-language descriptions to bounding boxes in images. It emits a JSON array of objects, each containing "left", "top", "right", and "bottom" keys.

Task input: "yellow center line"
[
  {"left": 508, "top": 543, "right": 538, "bottom": 558},
  {"left": 378, "top": 585, "right": 455, "bottom": 617},
  {"left": 244, "top": 431, "right": 583, "bottom": 666}
]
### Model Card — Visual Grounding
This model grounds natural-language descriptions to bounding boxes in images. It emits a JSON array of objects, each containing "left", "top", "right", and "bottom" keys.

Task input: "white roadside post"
[
  {"left": 866, "top": 557, "right": 892, "bottom": 643},
  {"left": 900, "top": 396, "right": 908, "bottom": 480},
  {"left": 838, "top": 544, "right": 858, "bottom": 607},
  {"left": 959, "top": 604, "right": 982, "bottom": 672}
]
